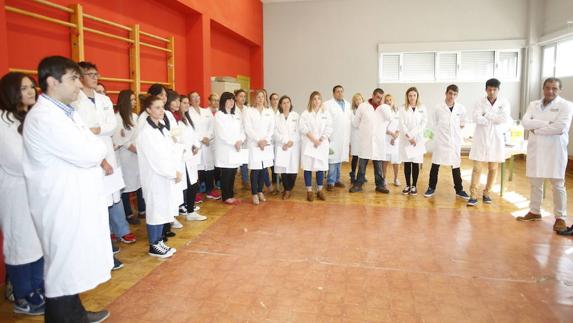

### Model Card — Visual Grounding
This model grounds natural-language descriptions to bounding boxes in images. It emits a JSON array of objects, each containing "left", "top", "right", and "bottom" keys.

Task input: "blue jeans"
[
  {"left": 250, "top": 169, "right": 265, "bottom": 195},
  {"left": 109, "top": 201, "right": 130, "bottom": 237},
  {"left": 304, "top": 170, "right": 324, "bottom": 188},
  {"left": 146, "top": 224, "right": 164, "bottom": 244},
  {"left": 6, "top": 257, "right": 44, "bottom": 300},
  {"left": 240, "top": 164, "right": 249, "bottom": 184},
  {"left": 120, "top": 188, "right": 146, "bottom": 217},
  {"left": 327, "top": 163, "right": 341, "bottom": 185}
]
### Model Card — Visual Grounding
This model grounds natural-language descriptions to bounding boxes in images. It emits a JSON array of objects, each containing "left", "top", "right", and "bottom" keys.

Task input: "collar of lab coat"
[{"left": 147, "top": 116, "right": 166, "bottom": 134}]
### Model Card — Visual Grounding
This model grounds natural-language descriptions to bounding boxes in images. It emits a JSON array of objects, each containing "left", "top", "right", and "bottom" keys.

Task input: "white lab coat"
[
  {"left": 178, "top": 119, "right": 200, "bottom": 185},
  {"left": 23, "top": 95, "right": 112, "bottom": 298},
  {"left": 299, "top": 109, "right": 333, "bottom": 171},
  {"left": 324, "top": 98, "right": 352, "bottom": 163},
  {"left": 353, "top": 101, "right": 393, "bottom": 161},
  {"left": 243, "top": 106, "right": 275, "bottom": 169},
  {"left": 274, "top": 111, "right": 300, "bottom": 174},
  {"left": 0, "top": 118, "right": 43, "bottom": 266},
  {"left": 469, "top": 97, "right": 512, "bottom": 163},
  {"left": 73, "top": 90, "right": 121, "bottom": 205},
  {"left": 214, "top": 111, "right": 246, "bottom": 169},
  {"left": 350, "top": 108, "right": 360, "bottom": 156},
  {"left": 429, "top": 102, "right": 466, "bottom": 168},
  {"left": 399, "top": 105, "right": 428, "bottom": 163},
  {"left": 188, "top": 106, "right": 215, "bottom": 171},
  {"left": 137, "top": 118, "right": 180, "bottom": 225},
  {"left": 385, "top": 107, "right": 401, "bottom": 164},
  {"left": 522, "top": 96, "right": 573, "bottom": 179},
  {"left": 112, "top": 113, "right": 141, "bottom": 192}
]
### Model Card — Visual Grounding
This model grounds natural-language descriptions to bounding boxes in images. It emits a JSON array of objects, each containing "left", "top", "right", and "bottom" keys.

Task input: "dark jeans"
[
  {"left": 221, "top": 167, "right": 237, "bottom": 201},
  {"left": 263, "top": 168, "right": 271, "bottom": 187},
  {"left": 121, "top": 188, "right": 146, "bottom": 217},
  {"left": 250, "top": 169, "right": 266, "bottom": 195},
  {"left": 214, "top": 167, "right": 221, "bottom": 187},
  {"left": 6, "top": 257, "right": 44, "bottom": 300},
  {"left": 281, "top": 173, "right": 297, "bottom": 191},
  {"left": 428, "top": 163, "right": 464, "bottom": 192},
  {"left": 184, "top": 167, "right": 198, "bottom": 212},
  {"left": 404, "top": 162, "right": 420, "bottom": 187},
  {"left": 350, "top": 155, "right": 359, "bottom": 181},
  {"left": 356, "top": 158, "right": 386, "bottom": 188},
  {"left": 303, "top": 171, "right": 324, "bottom": 187},
  {"left": 45, "top": 294, "right": 88, "bottom": 323},
  {"left": 198, "top": 170, "right": 215, "bottom": 194}
]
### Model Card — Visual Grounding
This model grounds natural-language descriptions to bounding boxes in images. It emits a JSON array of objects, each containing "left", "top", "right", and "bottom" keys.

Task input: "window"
[
  {"left": 379, "top": 49, "right": 519, "bottom": 83},
  {"left": 542, "top": 46, "right": 555, "bottom": 78},
  {"left": 555, "top": 39, "right": 573, "bottom": 77}
]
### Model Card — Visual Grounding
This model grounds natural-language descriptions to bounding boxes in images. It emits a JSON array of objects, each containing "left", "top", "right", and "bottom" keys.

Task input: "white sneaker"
[
  {"left": 186, "top": 212, "right": 207, "bottom": 221},
  {"left": 148, "top": 242, "right": 174, "bottom": 258},
  {"left": 172, "top": 218, "right": 183, "bottom": 229},
  {"left": 194, "top": 205, "right": 200, "bottom": 212},
  {"left": 159, "top": 240, "right": 176, "bottom": 254},
  {"left": 393, "top": 179, "right": 401, "bottom": 186}
]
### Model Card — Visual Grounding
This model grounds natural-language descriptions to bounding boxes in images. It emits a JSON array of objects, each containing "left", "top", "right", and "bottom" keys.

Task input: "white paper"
[
  {"left": 275, "top": 146, "right": 290, "bottom": 168},
  {"left": 229, "top": 148, "right": 249, "bottom": 164},
  {"left": 304, "top": 142, "right": 329, "bottom": 161},
  {"left": 103, "top": 167, "right": 125, "bottom": 196}
]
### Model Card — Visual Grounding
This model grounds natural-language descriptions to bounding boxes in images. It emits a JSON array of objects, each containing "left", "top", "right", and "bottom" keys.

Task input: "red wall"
[{"left": 0, "top": 0, "right": 262, "bottom": 286}]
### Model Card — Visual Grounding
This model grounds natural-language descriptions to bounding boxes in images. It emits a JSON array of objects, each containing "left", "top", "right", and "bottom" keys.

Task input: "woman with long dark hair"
[
  {"left": 274, "top": 95, "right": 300, "bottom": 199},
  {"left": 0, "top": 72, "right": 45, "bottom": 315}
]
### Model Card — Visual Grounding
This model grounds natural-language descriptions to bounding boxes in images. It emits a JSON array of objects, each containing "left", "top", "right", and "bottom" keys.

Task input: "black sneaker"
[
  {"left": 87, "top": 310, "right": 110, "bottom": 323},
  {"left": 112, "top": 257, "right": 124, "bottom": 271},
  {"left": 148, "top": 243, "right": 174, "bottom": 258},
  {"left": 456, "top": 191, "right": 470, "bottom": 200},
  {"left": 467, "top": 198, "right": 478, "bottom": 206},
  {"left": 375, "top": 186, "right": 390, "bottom": 194},
  {"left": 424, "top": 188, "right": 435, "bottom": 198},
  {"left": 402, "top": 186, "right": 411, "bottom": 195},
  {"left": 483, "top": 195, "right": 492, "bottom": 204},
  {"left": 165, "top": 231, "right": 176, "bottom": 238},
  {"left": 348, "top": 185, "right": 362, "bottom": 193},
  {"left": 178, "top": 205, "right": 188, "bottom": 216},
  {"left": 13, "top": 298, "right": 44, "bottom": 316},
  {"left": 409, "top": 187, "right": 418, "bottom": 196},
  {"left": 112, "top": 243, "right": 120, "bottom": 255}
]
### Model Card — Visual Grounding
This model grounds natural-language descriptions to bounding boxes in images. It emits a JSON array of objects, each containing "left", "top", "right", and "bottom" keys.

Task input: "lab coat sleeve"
[
  {"left": 521, "top": 103, "right": 549, "bottom": 130},
  {"left": 484, "top": 101, "right": 511, "bottom": 125},
  {"left": 139, "top": 130, "right": 177, "bottom": 179},
  {"left": 99, "top": 97, "right": 117, "bottom": 137},
  {"left": 26, "top": 115, "right": 106, "bottom": 168},
  {"left": 265, "top": 112, "right": 275, "bottom": 142},
  {"left": 534, "top": 103, "right": 573, "bottom": 136},
  {"left": 352, "top": 106, "right": 362, "bottom": 128},
  {"left": 322, "top": 111, "right": 333, "bottom": 139}
]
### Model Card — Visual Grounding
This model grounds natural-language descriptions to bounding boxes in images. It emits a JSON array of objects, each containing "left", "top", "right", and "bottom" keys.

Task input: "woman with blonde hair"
[
  {"left": 299, "top": 91, "right": 333, "bottom": 201},
  {"left": 399, "top": 87, "right": 427, "bottom": 196},
  {"left": 349, "top": 93, "right": 364, "bottom": 184},
  {"left": 383, "top": 94, "right": 401, "bottom": 186}
]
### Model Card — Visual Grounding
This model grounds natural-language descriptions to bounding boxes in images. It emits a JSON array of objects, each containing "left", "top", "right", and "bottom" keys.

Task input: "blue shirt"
[
  {"left": 42, "top": 94, "right": 75, "bottom": 119},
  {"left": 336, "top": 99, "right": 345, "bottom": 111}
]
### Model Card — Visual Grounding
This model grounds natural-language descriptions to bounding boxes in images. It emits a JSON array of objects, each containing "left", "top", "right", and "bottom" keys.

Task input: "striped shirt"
[{"left": 42, "top": 94, "right": 74, "bottom": 119}]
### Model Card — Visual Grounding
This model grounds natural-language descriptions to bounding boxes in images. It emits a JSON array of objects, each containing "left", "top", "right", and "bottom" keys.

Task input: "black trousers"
[
  {"left": 198, "top": 170, "right": 214, "bottom": 193},
  {"left": 404, "top": 162, "right": 420, "bottom": 187},
  {"left": 428, "top": 163, "right": 463, "bottom": 192},
  {"left": 281, "top": 173, "right": 297, "bottom": 191},
  {"left": 350, "top": 155, "right": 359, "bottom": 181},
  {"left": 214, "top": 167, "right": 221, "bottom": 186},
  {"left": 184, "top": 168, "right": 199, "bottom": 213},
  {"left": 356, "top": 158, "right": 385, "bottom": 188},
  {"left": 250, "top": 169, "right": 265, "bottom": 195},
  {"left": 221, "top": 168, "right": 237, "bottom": 201},
  {"left": 45, "top": 294, "right": 88, "bottom": 323}
]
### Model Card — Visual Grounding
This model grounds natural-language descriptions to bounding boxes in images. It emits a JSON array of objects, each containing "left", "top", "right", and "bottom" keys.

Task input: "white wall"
[
  {"left": 264, "top": 0, "right": 528, "bottom": 113},
  {"left": 543, "top": 0, "right": 573, "bottom": 36}
]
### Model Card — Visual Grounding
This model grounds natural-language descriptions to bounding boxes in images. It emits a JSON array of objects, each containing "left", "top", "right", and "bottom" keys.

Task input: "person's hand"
[
  {"left": 235, "top": 141, "right": 242, "bottom": 151},
  {"left": 258, "top": 139, "right": 268, "bottom": 150},
  {"left": 409, "top": 138, "right": 416, "bottom": 146},
  {"left": 313, "top": 139, "right": 321, "bottom": 148},
  {"left": 390, "top": 138, "right": 395, "bottom": 146},
  {"left": 202, "top": 137, "right": 210, "bottom": 146},
  {"left": 91, "top": 127, "right": 101, "bottom": 135},
  {"left": 175, "top": 171, "right": 182, "bottom": 183},
  {"left": 192, "top": 146, "right": 199, "bottom": 155},
  {"left": 287, "top": 141, "right": 294, "bottom": 148},
  {"left": 100, "top": 159, "right": 113, "bottom": 176},
  {"left": 394, "top": 131, "right": 400, "bottom": 139},
  {"left": 128, "top": 144, "right": 137, "bottom": 154},
  {"left": 282, "top": 144, "right": 289, "bottom": 151}
]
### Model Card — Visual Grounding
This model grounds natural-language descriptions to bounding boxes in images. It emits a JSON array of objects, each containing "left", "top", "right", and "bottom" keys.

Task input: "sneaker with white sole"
[
  {"left": 178, "top": 205, "right": 188, "bottom": 216},
  {"left": 86, "top": 310, "right": 110, "bottom": 323},
  {"left": 148, "top": 243, "right": 174, "bottom": 258},
  {"left": 186, "top": 212, "right": 207, "bottom": 221},
  {"left": 171, "top": 218, "right": 183, "bottom": 229},
  {"left": 159, "top": 240, "right": 176, "bottom": 254}
]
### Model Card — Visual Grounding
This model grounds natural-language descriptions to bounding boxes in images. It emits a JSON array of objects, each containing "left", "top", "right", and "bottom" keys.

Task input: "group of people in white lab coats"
[{"left": 1, "top": 52, "right": 573, "bottom": 323}]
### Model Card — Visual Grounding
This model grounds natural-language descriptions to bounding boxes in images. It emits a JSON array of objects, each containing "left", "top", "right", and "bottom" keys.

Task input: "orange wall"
[{"left": 0, "top": 0, "right": 262, "bottom": 286}]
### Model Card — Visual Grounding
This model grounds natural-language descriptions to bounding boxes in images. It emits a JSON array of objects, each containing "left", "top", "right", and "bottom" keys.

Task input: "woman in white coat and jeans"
[
  {"left": 349, "top": 93, "right": 364, "bottom": 184},
  {"left": 244, "top": 89, "right": 275, "bottom": 205},
  {"left": 137, "top": 95, "right": 182, "bottom": 258},
  {"left": 399, "top": 87, "right": 427, "bottom": 196},
  {"left": 274, "top": 95, "right": 300, "bottom": 200},
  {"left": 0, "top": 72, "right": 45, "bottom": 315},
  {"left": 299, "top": 91, "right": 333, "bottom": 202}
]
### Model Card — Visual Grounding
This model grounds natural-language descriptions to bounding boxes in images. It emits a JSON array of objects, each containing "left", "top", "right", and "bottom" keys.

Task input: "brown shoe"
[
  {"left": 516, "top": 212, "right": 542, "bottom": 222},
  {"left": 326, "top": 184, "right": 334, "bottom": 191},
  {"left": 317, "top": 190, "right": 326, "bottom": 201},
  {"left": 283, "top": 191, "right": 291, "bottom": 200},
  {"left": 306, "top": 191, "right": 314, "bottom": 202},
  {"left": 553, "top": 218, "right": 567, "bottom": 232},
  {"left": 334, "top": 182, "right": 345, "bottom": 188}
]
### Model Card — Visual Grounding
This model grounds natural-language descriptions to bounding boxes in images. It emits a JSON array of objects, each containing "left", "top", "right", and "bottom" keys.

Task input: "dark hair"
[
  {"left": 485, "top": 78, "right": 501, "bottom": 89},
  {"left": 543, "top": 77, "right": 562, "bottom": 90},
  {"left": 141, "top": 95, "right": 162, "bottom": 111},
  {"left": 116, "top": 90, "right": 135, "bottom": 130},
  {"left": 332, "top": 85, "right": 343, "bottom": 93},
  {"left": 278, "top": 95, "right": 293, "bottom": 113},
  {"left": 446, "top": 84, "right": 459, "bottom": 93},
  {"left": 78, "top": 61, "right": 97, "bottom": 71},
  {"left": 234, "top": 89, "right": 246, "bottom": 97},
  {"left": 37, "top": 56, "right": 81, "bottom": 92},
  {"left": 270, "top": 92, "right": 279, "bottom": 100},
  {"left": 164, "top": 90, "right": 180, "bottom": 112},
  {"left": 179, "top": 94, "right": 195, "bottom": 129},
  {"left": 180, "top": 94, "right": 189, "bottom": 102},
  {"left": 219, "top": 92, "right": 235, "bottom": 114},
  {"left": 373, "top": 88, "right": 384, "bottom": 96},
  {"left": 0, "top": 72, "right": 37, "bottom": 134},
  {"left": 147, "top": 83, "right": 166, "bottom": 96}
]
